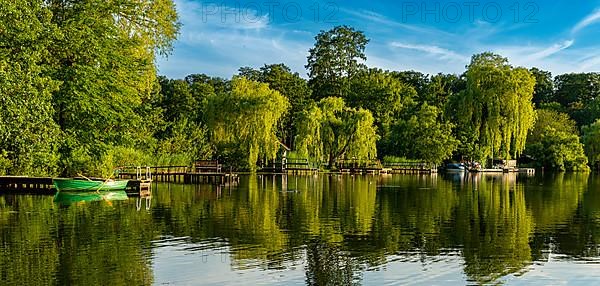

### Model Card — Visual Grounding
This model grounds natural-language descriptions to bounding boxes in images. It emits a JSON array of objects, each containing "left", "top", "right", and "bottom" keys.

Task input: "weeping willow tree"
[
  {"left": 205, "top": 77, "right": 289, "bottom": 170},
  {"left": 296, "top": 97, "right": 378, "bottom": 168},
  {"left": 451, "top": 53, "right": 536, "bottom": 162}
]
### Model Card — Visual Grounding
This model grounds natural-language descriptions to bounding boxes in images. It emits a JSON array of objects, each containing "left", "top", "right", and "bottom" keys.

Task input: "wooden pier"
[
  {"left": 259, "top": 159, "right": 319, "bottom": 174},
  {"left": 116, "top": 161, "right": 239, "bottom": 185},
  {"left": 381, "top": 162, "right": 438, "bottom": 174},
  {"left": 0, "top": 176, "right": 151, "bottom": 195},
  {"left": 473, "top": 168, "right": 536, "bottom": 175},
  {"left": 125, "top": 179, "right": 152, "bottom": 197},
  {"left": 0, "top": 176, "right": 54, "bottom": 194},
  {"left": 334, "top": 161, "right": 437, "bottom": 174}
]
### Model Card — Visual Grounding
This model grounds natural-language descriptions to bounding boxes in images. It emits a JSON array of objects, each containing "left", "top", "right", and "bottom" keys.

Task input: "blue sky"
[{"left": 157, "top": 0, "right": 600, "bottom": 79}]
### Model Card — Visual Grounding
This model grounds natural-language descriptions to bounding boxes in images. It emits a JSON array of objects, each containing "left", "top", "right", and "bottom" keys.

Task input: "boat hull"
[
  {"left": 53, "top": 190, "right": 129, "bottom": 205},
  {"left": 53, "top": 178, "right": 129, "bottom": 192}
]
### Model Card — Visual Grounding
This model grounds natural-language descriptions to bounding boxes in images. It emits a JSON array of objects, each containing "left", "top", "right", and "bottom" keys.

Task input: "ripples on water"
[{"left": 1, "top": 173, "right": 600, "bottom": 285}]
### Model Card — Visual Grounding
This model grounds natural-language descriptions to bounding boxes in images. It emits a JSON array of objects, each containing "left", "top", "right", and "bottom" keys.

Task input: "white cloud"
[
  {"left": 340, "top": 8, "right": 455, "bottom": 37},
  {"left": 158, "top": 0, "right": 600, "bottom": 79},
  {"left": 175, "top": 0, "right": 269, "bottom": 32},
  {"left": 158, "top": 0, "right": 312, "bottom": 78},
  {"left": 389, "top": 42, "right": 468, "bottom": 62},
  {"left": 578, "top": 55, "right": 600, "bottom": 72},
  {"left": 572, "top": 9, "right": 600, "bottom": 33},
  {"left": 528, "top": 40, "right": 575, "bottom": 61}
]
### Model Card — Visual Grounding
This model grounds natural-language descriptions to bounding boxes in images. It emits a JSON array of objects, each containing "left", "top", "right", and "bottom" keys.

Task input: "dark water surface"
[{"left": 2, "top": 173, "right": 600, "bottom": 285}]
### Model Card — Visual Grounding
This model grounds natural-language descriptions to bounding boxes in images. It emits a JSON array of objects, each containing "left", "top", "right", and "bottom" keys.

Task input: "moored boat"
[
  {"left": 53, "top": 178, "right": 129, "bottom": 192},
  {"left": 445, "top": 163, "right": 467, "bottom": 172},
  {"left": 53, "top": 190, "right": 128, "bottom": 205}
]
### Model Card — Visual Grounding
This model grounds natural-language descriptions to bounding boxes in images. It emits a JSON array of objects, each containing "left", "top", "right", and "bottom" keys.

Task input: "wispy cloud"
[
  {"left": 528, "top": 40, "right": 575, "bottom": 60},
  {"left": 572, "top": 9, "right": 600, "bottom": 33},
  {"left": 176, "top": 0, "right": 269, "bottom": 32},
  {"left": 578, "top": 54, "right": 600, "bottom": 71},
  {"left": 342, "top": 9, "right": 420, "bottom": 32},
  {"left": 340, "top": 8, "right": 455, "bottom": 37},
  {"left": 389, "top": 42, "right": 468, "bottom": 62},
  {"left": 158, "top": 0, "right": 311, "bottom": 78},
  {"left": 158, "top": 0, "right": 600, "bottom": 79}
]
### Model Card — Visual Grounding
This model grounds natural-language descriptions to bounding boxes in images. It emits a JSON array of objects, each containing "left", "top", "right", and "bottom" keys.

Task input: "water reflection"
[{"left": 1, "top": 173, "right": 600, "bottom": 284}]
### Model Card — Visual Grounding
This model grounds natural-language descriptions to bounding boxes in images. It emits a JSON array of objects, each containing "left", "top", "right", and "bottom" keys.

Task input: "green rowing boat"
[
  {"left": 53, "top": 190, "right": 129, "bottom": 205},
  {"left": 53, "top": 178, "right": 129, "bottom": 192}
]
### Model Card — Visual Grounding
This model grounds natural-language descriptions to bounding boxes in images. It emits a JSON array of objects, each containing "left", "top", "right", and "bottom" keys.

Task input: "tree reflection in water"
[
  {"left": 2, "top": 173, "right": 600, "bottom": 284},
  {"left": 305, "top": 238, "right": 361, "bottom": 286}
]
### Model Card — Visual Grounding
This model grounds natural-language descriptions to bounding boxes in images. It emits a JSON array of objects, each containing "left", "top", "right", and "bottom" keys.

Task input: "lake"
[{"left": 1, "top": 173, "right": 600, "bottom": 285}]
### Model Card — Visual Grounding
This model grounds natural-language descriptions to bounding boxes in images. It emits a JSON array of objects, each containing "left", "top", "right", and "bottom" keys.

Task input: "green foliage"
[
  {"left": 392, "top": 71, "right": 465, "bottom": 109},
  {"left": 205, "top": 77, "right": 289, "bottom": 170},
  {"left": 425, "top": 73, "right": 465, "bottom": 109},
  {"left": 526, "top": 127, "right": 589, "bottom": 171},
  {"left": 525, "top": 109, "right": 587, "bottom": 171},
  {"left": 238, "top": 64, "right": 312, "bottom": 148},
  {"left": 538, "top": 101, "right": 567, "bottom": 113},
  {"left": 0, "top": 151, "right": 11, "bottom": 175},
  {"left": 347, "top": 68, "right": 416, "bottom": 134},
  {"left": 185, "top": 74, "right": 230, "bottom": 95},
  {"left": 48, "top": 0, "right": 180, "bottom": 174},
  {"left": 529, "top": 68, "right": 554, "bottom": 106},
  {"left": 450, "top": 53, "right": 536, "bottom": 162},
  {"left": 381, "top": 156, "right": 423, "bottom": 164},
  {"left": 157, "top": 77, "right": 206, "bottom": 124},
  {"left": 553, "top": 73, "right": 600, "bottom": 126},
  {"left": 582, "top": 120, "right": 600, "bottom": 169},
  {"left": 306, "top": 26, "right": 369, "bottom": 100},
  {"left": 392, "top": 71, "right": 429, "bottom": 99},
  {"left": 528, "top": 109, "right": 578, "bottom": 145},
  {"left": 296, "top": 97, "right": 378, "bottom": 168},
  {"left": 0, "top": 0, "right": 61, "bottom": 175},
  {"left": 390, "top": 103, "right": 458, "bottom": 164},
  {"left": 154, "top": 119, "right": 212, "bottom": 166},
  {"left": 95, "top": 146, "right": 151, "bottom": 178}
]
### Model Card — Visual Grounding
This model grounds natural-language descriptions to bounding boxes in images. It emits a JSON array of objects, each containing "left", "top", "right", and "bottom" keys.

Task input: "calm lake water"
[{"left": 2, "top": 173, "right": 600, "bottom": 285}]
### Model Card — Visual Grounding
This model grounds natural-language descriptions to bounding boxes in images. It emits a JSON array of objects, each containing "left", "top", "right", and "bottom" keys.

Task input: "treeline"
[
  {"left": 0, "top": 1, "right": 598, "bottom": 175},
  {"left": 159, "top": 26, "right": 599, "bottom": 172}
]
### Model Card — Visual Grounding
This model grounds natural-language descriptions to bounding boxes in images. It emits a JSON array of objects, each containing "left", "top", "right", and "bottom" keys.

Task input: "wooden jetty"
[
  {"left": 125, "top": 179, "right": 152, "bottom": 197},
  {"left": 335, "top": 160, "right": 437, "bottom": 174},
  {"left": 0, "top": 176, "right": 151, "bottom": 195},
  {"left": 381, "top": 162, "right": 438, "bottom": 174},
  {"left": 474, "top": 168, "right": 535, "bottom": 175},
  {"left": 260, "top": 159, "right": 319, "bottom": 174},
  {"left": 0, "top": 176, "right": 55, "bottom": 194},
  {"left": 116, "top": 160, "right": 239, "bottom": 185}
]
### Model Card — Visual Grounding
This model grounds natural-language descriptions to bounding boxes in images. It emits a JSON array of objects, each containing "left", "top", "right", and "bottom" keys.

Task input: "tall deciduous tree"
[
  {"left": 347, "top": 69, "right": 416, "bottom": 131},
  {"left": 526, "top": 127, "right": 588, "bottom": 171},
  {"left": 426, "top": 73, "right": 465, "bottom": 109},
  {"left": 306, "top": 25, "right": 369, "bottom": 100},
  {"left": 0, "top": 0, "right": 61, "bottom": 175},
  {"left": 524, "top": 109, "right": 587, "bottom": 171},
  {"left": 347, "top": 68, "right": 416, "bottom": 156},
  {"left": 48, "top": 0, "right": 180, "bottom": 173},
  {"left": 205, "top": 77, "right": 289, "bottom": 170},
  {"left": 450, "top": 53, "right": 536, "bottom": 163},
  {"left": 582, "top": 120, "right": 600, "bottom": 170},
  {"left": 238, "top": 64, "right": 312, "bottom": 148},
  {"left": 553, "top": 73, "right": 600, "bottom": 127},
  {"left": 391, "top": 103, "right": 458, "bottom": 164},
  {"left": 296, "top": 97, "right": 378, "bottom": 168},
  {"left": 391, "top": 71, "right": 429, "bottom": 102},
  {"left": 527, "top": 109, "right": 578, "bottom": 145},
  {"left": 529, "top": 68, "right": 554, "bottom": 106}
]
